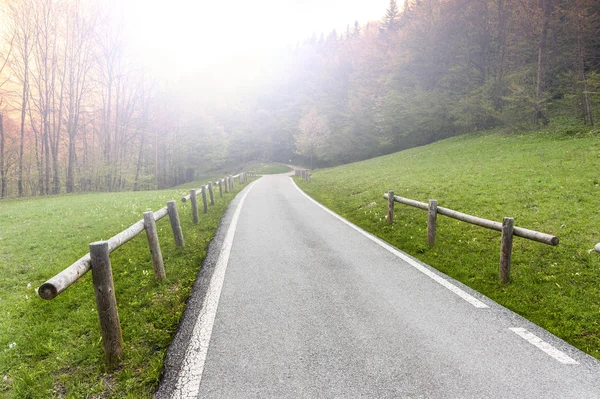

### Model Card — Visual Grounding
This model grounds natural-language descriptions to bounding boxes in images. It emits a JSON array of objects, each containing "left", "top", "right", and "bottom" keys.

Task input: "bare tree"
[
  {"left": 64, "top": 1, "right": 96, "bottom": 192},
  {"left": 0, "top": 29, "right": 15, "bottom": 198},
  {"left": 9, "top": 0, "right": 34, "bottom": 197}
]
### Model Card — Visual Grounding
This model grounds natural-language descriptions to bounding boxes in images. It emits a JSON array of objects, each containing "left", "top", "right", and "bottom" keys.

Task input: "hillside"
[{"left": 297, "top": 128, "right": 600, "bottom": 358}]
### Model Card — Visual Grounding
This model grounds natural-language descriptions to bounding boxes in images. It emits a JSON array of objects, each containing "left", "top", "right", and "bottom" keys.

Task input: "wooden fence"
[
  {"left": 383, "top": 191, "right": 559, "bottom": 284},
  {"left": 294, "top": 168, "right": 310, "bottom": 182},
  {"left": 37, "top": 171, "right": 252, "bottom": 368}
]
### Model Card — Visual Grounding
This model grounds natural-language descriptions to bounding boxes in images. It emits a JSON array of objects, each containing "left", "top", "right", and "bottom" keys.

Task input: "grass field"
[
  {"left": 0, "top": 176, "right": 252, "bottom": 398},
  {"left": 297, "top": 128, "right": 600, "bottom": 359},
  {"left": 243, "top": 162, "right": 291, "bottom": 175}
]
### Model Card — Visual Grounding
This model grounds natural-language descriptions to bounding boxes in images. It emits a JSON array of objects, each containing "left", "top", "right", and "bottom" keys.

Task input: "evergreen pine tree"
[
  {"left": 353, "top": 20, "right": 361, "bottom": 38},
  {"left": 381, "top": 0, "right": 401, "bottom": 32}
]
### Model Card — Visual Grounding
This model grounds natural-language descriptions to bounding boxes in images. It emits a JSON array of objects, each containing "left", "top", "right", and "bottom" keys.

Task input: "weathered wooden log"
[
  {"left": 437, "top": 206, "right": 557, "bottom": 245},
  {"left": 143, "top": 212, "right": 166, "bottom": 280},
  {"left": 167, "top": 200, "right": 184, "bottom": 247},
  {"left": 382, "top": 193, "right": 558, "bottom": 246},
  {"left": 38, "top": 219, "right": 146, "bottom": 300},
  {"left": 387, "top": 190, "right": 394, "bottom": 224},
  {"left": 190, "top": 189, "right": 199, "bottom": 224},
  {"left": 201, "top": 185, "right": 208, "bottom": 214},
  {"left": 218, "top": 179, "right": 223, "bottom": 197},
  {"left": 499, "top": 217, "right": 514, "bottom": 284},
  {"left": 428, "top": 200, "right": 438, "bottom": 246},
  {"left": 208, "top": 182, "right": 215, "bottom": 205},
  {"left": 89, "top": 241, "right": 123, "bottom": 369},
  {"left": 38, "top": 207, "right": 172, "bottom": 300},
  {"left": 383, "top": 193, "right": 429, "bottom": 211}
]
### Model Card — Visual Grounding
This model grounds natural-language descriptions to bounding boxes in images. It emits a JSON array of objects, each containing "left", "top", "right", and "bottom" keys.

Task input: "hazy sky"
[{"left": 108, "top": 0, "right": 389, "bottom": 100}]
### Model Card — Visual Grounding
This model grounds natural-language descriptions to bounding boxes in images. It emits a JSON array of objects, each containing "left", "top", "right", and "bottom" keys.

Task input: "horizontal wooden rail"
[
  {"left": 42, "top": 171, "right": 250, "bottom": 300},
  {"left": 181, "top": 186, "right": 204, "bottom": 203},
  {"left": 383, "top": 193, "right": 558, "bottom": 246},
  {"left": 181, "top": 173, "right": 245, "bottom": 203},
  {"left": 383, "top": 191, "right": 559, "bottom": 284},
  {"left": 38, "top": 207, "right": 169, "bottom": 300}
]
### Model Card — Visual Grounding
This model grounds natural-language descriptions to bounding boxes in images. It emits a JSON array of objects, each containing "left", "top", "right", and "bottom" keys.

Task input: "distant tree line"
[
  {"left": 1, "top": 0, "right": 598, "bottom": 198},
  {"left": 229, "top": 0, "right": 600, "bottom": 167}
]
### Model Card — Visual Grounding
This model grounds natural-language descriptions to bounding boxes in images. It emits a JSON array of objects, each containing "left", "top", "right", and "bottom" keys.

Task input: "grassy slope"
[
  {"left": 0, "top": 177, "right": 252, "bottom": 398},
  {"left": 298, "top": 130, "right": 600, "bottom": 358},
  {"left": 243, "top": 162, "right": 291, "bottom": 175}
]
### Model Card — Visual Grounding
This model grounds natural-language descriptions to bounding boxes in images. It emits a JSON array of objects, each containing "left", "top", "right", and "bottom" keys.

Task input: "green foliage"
[
  {"left": 0, "top": 178, "right": 253, "bottom": 398},
  {"left": 228, "top": 0, "right": 600, "bottom": 170},
  {"left": 297, "top": 129, "right": 600, "bottom": 359}
]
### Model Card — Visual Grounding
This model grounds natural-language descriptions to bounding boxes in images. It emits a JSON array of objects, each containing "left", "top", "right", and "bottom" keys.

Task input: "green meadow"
[{"left": 0, "top": 176, "right": 253, "bottom": 398}]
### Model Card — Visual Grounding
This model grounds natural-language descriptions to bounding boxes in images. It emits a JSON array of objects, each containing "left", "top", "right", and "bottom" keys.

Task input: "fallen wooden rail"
[{"left": 383, "top": 192, "right": 559, "bottom": 284}]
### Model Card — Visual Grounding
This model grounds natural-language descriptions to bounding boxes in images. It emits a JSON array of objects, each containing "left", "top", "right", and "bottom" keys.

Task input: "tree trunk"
[
  {"left": 133, "top": 131, "right": 145, "bottom": 191},
  {"left": 66, "top": 133, "right": 76, "bottom": 192},
  {"left": 576, "top": 0, "right": 594, "bottom": 126},
  {"left": 0, "top": 113, "right": 5, "bottom": 198},
  {"left": 18, "top": 40, "right": 29, "bottom": 197},
  {"left": 535, "top": 0, "right": 551, "bottom": 126},
  {"left": 43, "top": 121, "right": 51, "bottom": 194}
]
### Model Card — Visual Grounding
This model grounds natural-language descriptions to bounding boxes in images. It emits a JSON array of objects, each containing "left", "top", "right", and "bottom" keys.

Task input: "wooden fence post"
[
  {"left": 190, "top": 189, "right": 199, "bottom": 224},
  {"left": 499, "top": 217, "right": 514, "bottom": 284},
  {"left": 201, "top": 185, "right": 208, "bottom": 214},
  {"left": 218, "top": 179, "right": 223, "bottom": 197},
  {"left": 387, "top": 190, "right": 394, "bottom": 223},
  {"left": 167, "top": 200, "right": 184, "bottom": 247},
  {"left": 143, "top": 212, "right": 166, "bottom": 280},
  {"left": 224, "top": 177, "right": 229, "bottom": 193},
  {"left": 208, "top": 182, "right": 215, "bottom": 205},
  {"left": 428, "top": 200, "right": 438, "bottom": 246},
  {"left": 230, "top": 175, "right": 234, "bottom": 191},
  {"left": 89, "top": 241, "right": 123, "bottom": 369}
]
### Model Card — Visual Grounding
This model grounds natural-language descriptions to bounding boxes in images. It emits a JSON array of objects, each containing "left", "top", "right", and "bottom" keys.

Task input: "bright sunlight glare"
[{"left": 107, "top": 0, "right": 389, "bottom": 100}]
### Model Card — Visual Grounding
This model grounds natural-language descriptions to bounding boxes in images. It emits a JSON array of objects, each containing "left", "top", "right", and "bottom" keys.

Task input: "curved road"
[{"left": 156, "top": 174, "right": 600, "bottom": 398}]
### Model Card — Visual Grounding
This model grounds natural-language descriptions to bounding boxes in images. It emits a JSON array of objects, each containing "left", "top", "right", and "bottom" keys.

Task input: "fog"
[{"left": 106, "top": 0, "right": 389, "bottom": 102}]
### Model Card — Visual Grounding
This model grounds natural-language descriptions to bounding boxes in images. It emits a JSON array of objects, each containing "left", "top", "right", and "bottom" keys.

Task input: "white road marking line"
[
  {"left": 172, "top": 181, "right": 258, "bottom": 399},
  {"left": 291, "top": 178, "right": 489, "bottom": 309},
  {"left": 509, "top": 327, "right": 578, "bottom": 364}
]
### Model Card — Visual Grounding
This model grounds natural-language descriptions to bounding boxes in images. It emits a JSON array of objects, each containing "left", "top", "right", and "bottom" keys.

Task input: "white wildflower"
[
  {"left": 27, "top": 283, "right": 32, "bottom": 289},
  {"left": 8, "top": 342, "right": 16, "bottom": 349}
]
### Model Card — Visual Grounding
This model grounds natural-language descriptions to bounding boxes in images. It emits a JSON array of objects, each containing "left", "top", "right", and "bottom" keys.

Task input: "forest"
[{"left": 0, "top": 0, "right": 598, "bottom": 198}]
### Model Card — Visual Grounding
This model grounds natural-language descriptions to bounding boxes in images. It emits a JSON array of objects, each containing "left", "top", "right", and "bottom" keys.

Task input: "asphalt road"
[{"left": 156, "top": 173, "right": 600, "bottom": 398}]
